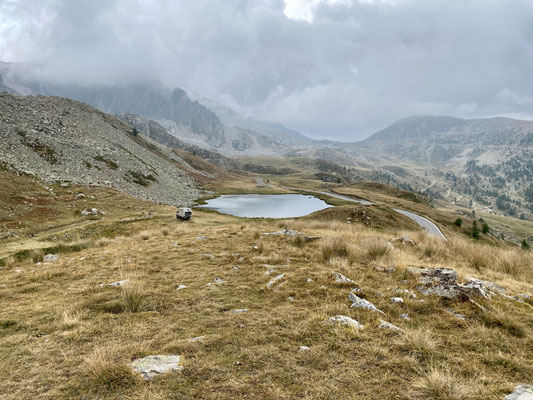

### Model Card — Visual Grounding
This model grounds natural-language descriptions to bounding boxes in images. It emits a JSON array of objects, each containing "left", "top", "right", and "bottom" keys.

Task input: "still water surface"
[{"left": 196, "top": 194, "right": 331, "bottom": 218}]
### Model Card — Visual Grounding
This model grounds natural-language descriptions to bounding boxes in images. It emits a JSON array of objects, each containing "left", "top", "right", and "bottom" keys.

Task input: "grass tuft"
[
  {"left": 121, "top": 286, "right": 145, "bottom": 313},
  {"left": 30, "top": 249, "right": 44, "bottom": 263},
  {"left": 410, "top": 367, "right": 473, "bottom": 400},
  {"left": 84, "top": 347, "right": 137, "bottom": 390},
  {"left": 320, "top": 236, "right": 350, "bottom": 262}
]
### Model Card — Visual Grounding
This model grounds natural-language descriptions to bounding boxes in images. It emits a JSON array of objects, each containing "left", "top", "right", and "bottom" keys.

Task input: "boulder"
[
  {"left": 408, "top": 267, "right": 493, "bottom": 301},
  {"left": 408, "top": 267, "right": 458, "bottom": 286},
  {"left": 394, "top": 235, "right": 415, "bottom": 246},
  {"left": 130, "top": 355, "right": 183, "bottom": 379}
]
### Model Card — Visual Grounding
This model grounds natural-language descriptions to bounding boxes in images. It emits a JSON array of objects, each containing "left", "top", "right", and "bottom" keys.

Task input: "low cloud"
[{"left": 2, "top": 0, "right": 533, "bottom": 139}]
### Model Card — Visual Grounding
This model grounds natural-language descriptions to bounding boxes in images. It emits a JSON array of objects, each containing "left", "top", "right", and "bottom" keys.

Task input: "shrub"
[
  {"left": 93, "top": 156, "right": 118, "bottom": 170},
  {"left": 454, "top": 218, "right": 462, "bottom": 227},
  {"left": 481, "top": 223, "right": 489, "bottom": 234},
  {"left": 472, "top": 221, "right": 480, "bottom": 239},
  {"left": 522, "top": 239, "right": 530, "bottom": 250}
]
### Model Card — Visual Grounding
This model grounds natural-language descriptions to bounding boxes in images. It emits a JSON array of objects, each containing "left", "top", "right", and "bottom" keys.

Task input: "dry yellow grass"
[
  {"left": 1, "top": 193, "right": 533, "bottom": 399},
  {"left": 410, "top": 367, "right": 474, "bottom": 400}
]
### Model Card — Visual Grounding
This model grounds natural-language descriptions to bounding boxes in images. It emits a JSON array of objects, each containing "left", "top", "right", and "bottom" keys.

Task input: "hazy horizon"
[{"left": 2, "top": 0, "right": 533, "bottom": 140}]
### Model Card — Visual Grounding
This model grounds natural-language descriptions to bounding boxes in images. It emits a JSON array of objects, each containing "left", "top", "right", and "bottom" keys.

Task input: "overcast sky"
[{"left": 2, "top": 0, "right": 533, "bottom": 140}]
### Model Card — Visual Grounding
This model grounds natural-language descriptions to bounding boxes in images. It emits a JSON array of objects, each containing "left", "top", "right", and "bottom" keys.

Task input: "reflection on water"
[{"left": 196, "top": 194, "right": 331, "bottom": 218}]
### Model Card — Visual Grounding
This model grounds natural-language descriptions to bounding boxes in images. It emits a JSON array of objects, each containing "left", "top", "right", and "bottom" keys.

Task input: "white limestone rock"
[
  {"left": 328, "top": 315, "right": 364, "bottom": 329},
  {"left": 267, "top": 273, "right": 285, "bottom": 288},
  {"left": 43, "top": 254, "right": 58, "bottom": 262},
  {"left": 349, "top": 293, "right": 384, "bottom": 314},
  {"left": 333, "top": 272, "right": 355, "bottom": 284},
  {"left": 378, "top": 320, "right": 403, "bottom": 332},
  {"left": 390, "top": 297, "right": 404, "bottom": 304},
  {"left": 130, "top": 355, "right": 183, "bottom": 379},
  {"left": 99, "top": 279, "right": 128, "bottom": 287},
  {"left": 504, "top": 385, "right": 533, "bottom": 400}
]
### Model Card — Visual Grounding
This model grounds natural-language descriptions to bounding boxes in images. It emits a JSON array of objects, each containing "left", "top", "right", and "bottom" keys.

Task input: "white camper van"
[{"left": 176, "top": 207, "right": 192, "bottom": 220}]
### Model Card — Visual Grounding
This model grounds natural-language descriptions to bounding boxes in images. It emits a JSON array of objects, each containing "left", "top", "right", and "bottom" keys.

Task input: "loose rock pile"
[{"left": 0, "top": 93, "right": 200, "bottom": 206}]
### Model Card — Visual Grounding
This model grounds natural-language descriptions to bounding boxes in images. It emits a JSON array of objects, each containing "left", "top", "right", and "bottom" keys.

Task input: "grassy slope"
[{"left": 1, "top": 171, "right": 533, "bottom": 399}]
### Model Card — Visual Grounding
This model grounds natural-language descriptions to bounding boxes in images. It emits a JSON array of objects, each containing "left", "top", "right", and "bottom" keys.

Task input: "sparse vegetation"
[
  {"left": 93, "top": 155, "right": 119, "bottom": 170},
  {"left": 320, "top": 236, "right": 350, "bottom": 262},
  {"left": 127, "top": 170, "right": 157, "bottom": 186}
]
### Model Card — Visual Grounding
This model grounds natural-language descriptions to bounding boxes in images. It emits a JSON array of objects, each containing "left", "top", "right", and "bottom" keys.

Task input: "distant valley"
[{"left": 1, "top": 64, "right": 532, "bottom": 222}]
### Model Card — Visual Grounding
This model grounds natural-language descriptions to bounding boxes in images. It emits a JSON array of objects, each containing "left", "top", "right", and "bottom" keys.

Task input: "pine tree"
[
  {"left": 481, "top": 223, "right": 489, "bottom": 234},
  {"left": 472, "top": 220, "right": 480, "bottom": 239}
]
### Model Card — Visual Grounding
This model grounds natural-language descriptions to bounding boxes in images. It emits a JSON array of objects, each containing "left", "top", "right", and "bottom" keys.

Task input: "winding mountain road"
[
  {"left": 281, "top": 185, "right": 446, "bottom": 239},
  {"left": 393, "top": 209, "right": 446, "bottom": 240}
]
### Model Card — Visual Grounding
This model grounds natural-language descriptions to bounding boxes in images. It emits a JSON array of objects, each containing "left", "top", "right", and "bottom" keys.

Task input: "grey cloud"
[{"left": 2, "top": 0, "right": 533, "bottom": 140}]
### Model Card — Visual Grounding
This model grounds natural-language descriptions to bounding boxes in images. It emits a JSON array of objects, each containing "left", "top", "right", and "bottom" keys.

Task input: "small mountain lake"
[{"left": 196, "top": 194, "right": 332, "bottom": 218}]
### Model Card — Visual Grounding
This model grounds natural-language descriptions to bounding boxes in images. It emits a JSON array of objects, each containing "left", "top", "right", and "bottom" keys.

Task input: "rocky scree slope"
[
  {"left": 7, "top": 77, "right": 227, "bottom": 148},
  {"left": 0, "top": 93, "right": 200, "bottom": 206},
  {"left": 117, "top": 113, "right": 237, "bottom": 170}
]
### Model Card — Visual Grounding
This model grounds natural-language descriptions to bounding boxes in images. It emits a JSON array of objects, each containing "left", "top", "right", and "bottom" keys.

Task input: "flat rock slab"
[
  {"left": 329, "top": 315, "right": 364, "bottom": 329},
  {"left": 505, "top": 385, "right": 533, "bottom": 400},
  {"left": 130, "top": 355, "right": 183, "bottom": 379},
  {"left": 262, "top": 229, "right": 302, "bottom": 236}
]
